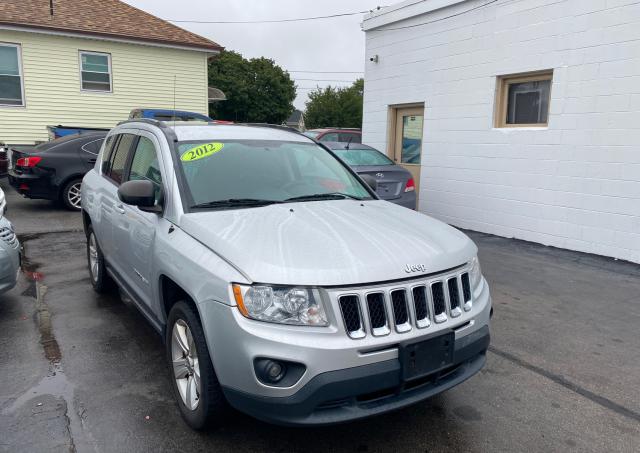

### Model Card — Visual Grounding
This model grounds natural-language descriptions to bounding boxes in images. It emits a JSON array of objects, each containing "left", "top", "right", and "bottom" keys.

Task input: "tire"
[
  {"left": 86, "top": 225, "right": 113, "bottom": 293},
  {"left": 62, "top": 178, "right": 83, "bottom": 211},
  {"left": 166, "top": 301, "right": 227, "bottom": 430}
]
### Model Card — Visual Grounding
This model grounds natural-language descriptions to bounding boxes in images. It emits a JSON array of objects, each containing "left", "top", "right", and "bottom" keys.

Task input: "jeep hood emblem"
[{"left": 405, "top": 264, "right": 427, "bottom": 273}]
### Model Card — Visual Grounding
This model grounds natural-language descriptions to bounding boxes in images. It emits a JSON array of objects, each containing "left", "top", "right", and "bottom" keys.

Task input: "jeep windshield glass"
[
  {"left": 175, "top": 140, "right": 372, "bottom": 209},
  {"left": 332, "top": 148, "right": 394, "bottom": 166}
]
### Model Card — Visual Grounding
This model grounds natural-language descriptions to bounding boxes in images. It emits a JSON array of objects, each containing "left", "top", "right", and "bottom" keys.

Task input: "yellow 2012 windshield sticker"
[{"left": 181, "top": 142, "right": 224, "bottom": 162}]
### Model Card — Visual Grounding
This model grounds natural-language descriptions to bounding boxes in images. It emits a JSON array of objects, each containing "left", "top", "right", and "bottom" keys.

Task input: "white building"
[{"left": 362, "top": 0, "right": 640, "bottom": 263}]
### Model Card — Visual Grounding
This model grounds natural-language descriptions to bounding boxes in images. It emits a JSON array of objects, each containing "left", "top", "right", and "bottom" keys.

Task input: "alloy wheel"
[
  {"left": 88, "top": 233, "right": 99, "bottom": 283},
  {"left": 67, "top": 182, "right": 82, "bottom": 209},
  {"left": 171, "top": 319, "right": 201, "bottom": 411}
]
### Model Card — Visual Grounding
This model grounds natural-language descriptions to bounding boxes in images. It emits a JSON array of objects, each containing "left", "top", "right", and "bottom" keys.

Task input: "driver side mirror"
[
  {"left": 360, "top": 174, "right": 378, "bottom": 192},
  {"left": 118, "top": 180, "right": 162, "bottom": 213}
]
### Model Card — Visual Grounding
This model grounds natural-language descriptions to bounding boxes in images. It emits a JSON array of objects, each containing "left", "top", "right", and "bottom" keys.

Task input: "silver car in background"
[
  {"left": 0, "top": 214, "right": 20, "bottom": 294},
  {"left": 82, "top": 121, "right": 491, "bottom": 430},
  {"left": 324, "top": 142, "right": 417, "bottom": 210}
]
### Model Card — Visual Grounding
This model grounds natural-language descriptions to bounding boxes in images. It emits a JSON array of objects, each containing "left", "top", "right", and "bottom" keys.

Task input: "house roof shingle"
[{"left": 0, "top": 0, "right": 222, "bottom": 51}]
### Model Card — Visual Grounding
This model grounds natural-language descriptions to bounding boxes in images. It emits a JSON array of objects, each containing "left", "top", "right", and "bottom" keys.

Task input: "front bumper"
[
  {"left": 223, "top": 325, "right": 489, "bottom": 426},
  {"left": 199, "top": 274, "right": 492, "bottom": 425}
]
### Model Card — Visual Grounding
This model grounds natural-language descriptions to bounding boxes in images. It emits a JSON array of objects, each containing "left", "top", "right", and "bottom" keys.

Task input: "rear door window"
[
  {"left": 82, "top": 138, "right": 104, "bottom": 156},
  {"left": 106, "top": 134, "right": 136, "bottom": 185},
  {"left": 100, "top": 135, "right": 117, "bottom": 173}
]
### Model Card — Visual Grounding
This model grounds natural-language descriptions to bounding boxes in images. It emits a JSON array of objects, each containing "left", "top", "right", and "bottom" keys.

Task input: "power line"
[
  {"left": 288, "top": 70, "right": 363, "bottom": 74},
  {"left": 168, "top": 9, "right": 378, "bottom": 24},
  {"left": 371, "top": 0, "right": 498, "bottom": 31},
  {"left": 293, "top": 78, "right": 355, "bottom": 82}
]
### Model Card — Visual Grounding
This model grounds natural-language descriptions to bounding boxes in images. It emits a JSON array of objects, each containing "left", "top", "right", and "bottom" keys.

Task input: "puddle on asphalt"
[{"left": 5, "top": 233, "right": 95, "bottom": 452}]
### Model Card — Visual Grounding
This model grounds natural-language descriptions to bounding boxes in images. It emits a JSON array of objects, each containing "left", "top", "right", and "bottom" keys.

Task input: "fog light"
[
  {"left": 254, "top": 358, "right": 306, "bottom": 387},
  {"left": 263, "top": 360, "right": 286, "bottom": 383}
]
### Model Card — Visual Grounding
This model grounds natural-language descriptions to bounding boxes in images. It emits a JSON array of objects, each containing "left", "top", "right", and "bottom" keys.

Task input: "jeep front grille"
[
  {"left": 0, "top": 228, "right": 19, "bottom": 249},
  {"left": 336, "top": 269, "right": 474, "bottom": 339},
  {"left": 390, "top": 290, "right": 411, "bottom": 332},
  {"left": 431, "top": 282, "right": 447, "bottom": 323},
  {"left": 339, "top": 295, "right": 365, "bottom": 339},
  {"left": 366, "top": 293, "right": 389, "bottom": 336},
  {"left": 447, "top": 278, "right": 462, "bottom": 317}
]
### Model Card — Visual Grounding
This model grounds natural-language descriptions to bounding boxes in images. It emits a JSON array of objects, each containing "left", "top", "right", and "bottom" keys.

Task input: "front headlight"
[
  {"left": 232, "top": 284, "right": 328, "bottom": 326},
  {"left": 469, "top": 256, "right": 482, "bottom": 289}
]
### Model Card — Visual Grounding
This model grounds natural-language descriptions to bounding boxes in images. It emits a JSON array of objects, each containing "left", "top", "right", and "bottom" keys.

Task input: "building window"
[
  {"left": 495, "top": 71, "right": 552, "bottom": 127},
  {"left": 79, "top": 51, "right": 112, "bottom": 92},
  {"left": 0, "top": 43, "right": 25, "bottom": 106}
]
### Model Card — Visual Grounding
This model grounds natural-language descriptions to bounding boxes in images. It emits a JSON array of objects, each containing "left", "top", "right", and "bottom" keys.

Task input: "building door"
[{"left": 391, "top": 106, "right": 424, "bottom": 202}]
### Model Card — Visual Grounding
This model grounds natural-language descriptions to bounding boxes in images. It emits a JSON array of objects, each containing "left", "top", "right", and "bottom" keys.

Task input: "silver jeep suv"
[{"left": 81, "top": 120, "right": 491, "bottom": 429}]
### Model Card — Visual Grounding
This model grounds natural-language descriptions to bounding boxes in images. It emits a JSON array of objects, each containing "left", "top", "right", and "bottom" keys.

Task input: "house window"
[
  {"left": 79, "top": 51, "right": 112, "bottom": 92},
  {"left": 495, "top": 71, "right": 552, "bottom": 127},
  {"left": 0, "top": 43, "right": 24, "bottom": 106}
]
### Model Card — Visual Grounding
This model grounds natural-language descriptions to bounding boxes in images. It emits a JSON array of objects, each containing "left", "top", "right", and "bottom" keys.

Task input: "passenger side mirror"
[
  {"left": 360, "top": 174, "right": 378, "bottom": 192},
  {"left": 118, "top": 180, "right": 161, "bottom": 212}
]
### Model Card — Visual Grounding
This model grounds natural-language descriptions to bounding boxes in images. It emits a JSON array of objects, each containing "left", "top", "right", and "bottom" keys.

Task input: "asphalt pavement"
[{"left": 0, "top": 180, "right": 639, "bottom": 452}]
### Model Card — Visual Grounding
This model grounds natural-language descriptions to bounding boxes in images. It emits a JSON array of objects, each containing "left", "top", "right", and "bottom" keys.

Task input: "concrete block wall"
[{"left": 362, "top": 0, "right": 640, "bottom": 263}]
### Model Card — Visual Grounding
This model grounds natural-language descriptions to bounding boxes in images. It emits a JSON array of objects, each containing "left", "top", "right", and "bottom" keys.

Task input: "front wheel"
[
  {"left": 62, "top": 178, "right": 82, "bottom": 211},
  {"left": 166, "top": 301, "right": 227, "bottom": 430},
  {"left": 86, "top": 226, "right": 113, "bottom": 293}
]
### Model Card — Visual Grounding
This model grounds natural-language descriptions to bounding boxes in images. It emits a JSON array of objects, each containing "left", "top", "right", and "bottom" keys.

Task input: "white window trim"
[
  {"left": 78, "top": 50, "right": 113, "bottom": 94},
  {"left": 0, "top": 42, "right": 25, "bottom": 108}
]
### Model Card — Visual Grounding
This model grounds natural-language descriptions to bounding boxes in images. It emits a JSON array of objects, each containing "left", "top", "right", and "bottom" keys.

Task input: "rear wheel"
[
  {"left": 62, "top": 178, "right": 82, "bottom": 211},
  {"left": 166, "top": 301, "right": 227, "bottom": 430},
  {"left": 86, "top": 226, "right": 113, "bottom": 293}
]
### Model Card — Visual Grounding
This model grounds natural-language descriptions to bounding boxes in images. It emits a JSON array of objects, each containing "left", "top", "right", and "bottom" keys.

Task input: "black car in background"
[{"left": 8, "top": 132, "right": 106, "bottom": 210}]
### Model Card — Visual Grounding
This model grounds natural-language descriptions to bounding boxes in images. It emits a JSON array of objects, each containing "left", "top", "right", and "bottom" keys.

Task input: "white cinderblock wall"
[{"left": 362, "top": 0, "right": 640, "bottom": 263}]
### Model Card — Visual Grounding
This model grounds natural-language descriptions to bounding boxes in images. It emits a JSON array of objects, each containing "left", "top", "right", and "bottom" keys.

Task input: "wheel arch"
[
  {"left": 159, "top": 274, "right": 201, "bottom": 330},
  {"left": 57, "top": 173, "right": 85, "bottom": 200}
]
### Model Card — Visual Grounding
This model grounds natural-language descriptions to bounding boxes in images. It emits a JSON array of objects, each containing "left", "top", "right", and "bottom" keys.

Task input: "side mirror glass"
[
  {"left": 118, "top": 180, "right": 160, "bottom": 211},
  {"left": 360, "top": 174, "right": 378, "bottom": 192}
]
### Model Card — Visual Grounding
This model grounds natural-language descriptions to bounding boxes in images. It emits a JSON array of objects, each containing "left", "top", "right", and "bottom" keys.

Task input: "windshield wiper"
[
  {"left": 284, "top": 192, "right": 364, "bottom": 202},
  {"left": 190, "top": 198, "right": 283, "bottom": 209}
]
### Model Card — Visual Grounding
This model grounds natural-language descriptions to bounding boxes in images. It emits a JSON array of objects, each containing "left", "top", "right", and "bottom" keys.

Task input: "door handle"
[
  {"left": 88, "top": 158, "right": 97, "bottom": 164},
  {"left": 115, "top": 204, "right": 126, "bottom": 214}
]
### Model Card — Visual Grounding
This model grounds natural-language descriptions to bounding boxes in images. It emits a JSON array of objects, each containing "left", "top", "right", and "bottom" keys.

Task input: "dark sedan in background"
[
  {"left": 8, "top": 132, "right": 106, "bottom": 210},
  {"left": 324, "top": 142, "right": 416, "bottom": 210}
]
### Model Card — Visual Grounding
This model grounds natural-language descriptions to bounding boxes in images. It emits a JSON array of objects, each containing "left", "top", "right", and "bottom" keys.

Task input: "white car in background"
[
  {"left": 0, "top": 187, "right": 6, "bottom": 216},
  {"left": 0, "top": 195, "right": 20, "bottom": 294}
]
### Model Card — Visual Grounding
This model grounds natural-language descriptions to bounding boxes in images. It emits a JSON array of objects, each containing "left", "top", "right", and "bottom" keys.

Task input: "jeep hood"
[{"left": 179, "top": 200, "right": 476, "bottom": 286}]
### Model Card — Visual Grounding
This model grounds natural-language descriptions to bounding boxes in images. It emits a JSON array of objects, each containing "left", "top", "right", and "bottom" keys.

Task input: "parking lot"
[{"left": 0, "top": 179, "right": 638, "bottom": 453}]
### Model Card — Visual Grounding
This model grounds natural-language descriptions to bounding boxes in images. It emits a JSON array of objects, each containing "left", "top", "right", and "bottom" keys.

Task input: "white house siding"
[{"left": 362, "top": 0, "right": 640, "bottom": 263}]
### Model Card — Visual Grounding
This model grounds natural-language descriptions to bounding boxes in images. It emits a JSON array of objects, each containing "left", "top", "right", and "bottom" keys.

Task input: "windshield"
[
  {"left": 303, "top": 131, "right": 320, "bottom": 139},
  {"left": 176, "top": 140, "right": 372, "bottom": 209},
  {"left": 333, "top": 148, "right": 394, "bottom": 166}
]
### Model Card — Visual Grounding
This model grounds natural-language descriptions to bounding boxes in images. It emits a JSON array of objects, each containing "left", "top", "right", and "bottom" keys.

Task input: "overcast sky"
[{"left": 123, "top": 0, "right": 382, "bottom": 111}]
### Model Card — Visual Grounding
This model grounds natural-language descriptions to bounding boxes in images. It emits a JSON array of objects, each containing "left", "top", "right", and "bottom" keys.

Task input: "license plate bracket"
[{"left": 401, "top": 331, "right": 455, "bottom": 381}]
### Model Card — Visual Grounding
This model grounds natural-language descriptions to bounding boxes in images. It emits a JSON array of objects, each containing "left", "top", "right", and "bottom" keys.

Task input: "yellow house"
[{"left": 0, "top": 0, "right": 222, "bottom": 145}]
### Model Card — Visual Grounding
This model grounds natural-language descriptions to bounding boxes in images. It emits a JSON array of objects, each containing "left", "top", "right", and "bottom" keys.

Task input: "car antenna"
[
  {"left": 172, "top": 75, "right": 177, "bottom": 127},
  {"left": 345, "top": 135, "right": 353, "bottom": 150}
]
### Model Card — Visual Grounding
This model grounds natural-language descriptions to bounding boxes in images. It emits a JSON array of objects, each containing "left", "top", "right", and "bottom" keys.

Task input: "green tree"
[
  {"left": 304, "top": 78, "right": 364, "bottom": 129},
  {"left": 208, "top": 51, "right": 296, "bottom": 123}
]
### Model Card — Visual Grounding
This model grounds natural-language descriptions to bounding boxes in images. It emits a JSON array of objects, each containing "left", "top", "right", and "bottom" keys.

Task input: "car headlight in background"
[
  {"left": 232, "top": 284, "right": 328, "bottom": 326},
  {"left": 469, "top": 256, "right": 483, "bottom": 289}
]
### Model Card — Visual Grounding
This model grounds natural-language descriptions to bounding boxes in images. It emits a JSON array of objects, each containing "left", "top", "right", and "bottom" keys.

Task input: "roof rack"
[
  {"left": 240, "top": 123, "right": 312, "bottom": 139},
  {"left": 117, "top": 118, "right": 166, "bottom": 128}
]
